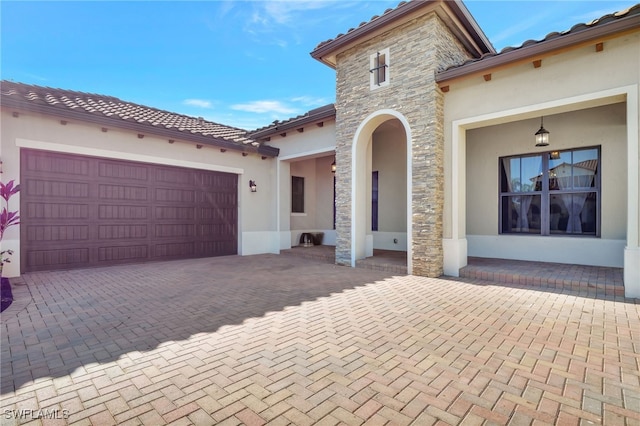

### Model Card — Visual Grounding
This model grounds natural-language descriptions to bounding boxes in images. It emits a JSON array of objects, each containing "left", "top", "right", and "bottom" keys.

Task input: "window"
[
  {"left": 292, "top": 176, "right": 305, "bottom": 213},
  {"left": 372, "top": 171, "right": 379, "bottom": 231},
  {"left": 369, "top": 48, "right": 389, "bottom": 89},
  {"left": 499, "top": 147, "right": 600, "bottom": 236},
  {"left": 333, "top": 175, "right": 336, "bottom": 230}
]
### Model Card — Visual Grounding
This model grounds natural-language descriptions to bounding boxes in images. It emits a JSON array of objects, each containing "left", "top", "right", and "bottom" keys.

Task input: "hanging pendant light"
[{"left": 535, "top": 117, "right": 550, "bottom": 147}]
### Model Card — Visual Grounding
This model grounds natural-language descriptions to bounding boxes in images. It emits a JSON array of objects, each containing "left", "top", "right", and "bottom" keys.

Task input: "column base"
[
  {"left": 443, "top": 238, "right": 467, "bottom": 277},
  {"left": 624, "top": 246, "right": 640, "bottom": 298}
]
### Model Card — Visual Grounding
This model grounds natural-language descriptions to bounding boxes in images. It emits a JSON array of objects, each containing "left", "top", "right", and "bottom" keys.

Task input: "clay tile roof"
[
  {"left": 0, "top": 80, "right": 279, "bottom": 157},
  {"left": 437, "top": 3, "right": 640, "bottom": 82},
  {"left": 312, "top": 0, "right": 494, "bottom": 67},
  {"left": 574, "top": 159, "right": 598, "bottom": 172},
  {"left": 314, "top": 1, "right": 410, "bottom": 52},
  {"left": 249, "top": 104, "right": 336, "bottom": 140}
]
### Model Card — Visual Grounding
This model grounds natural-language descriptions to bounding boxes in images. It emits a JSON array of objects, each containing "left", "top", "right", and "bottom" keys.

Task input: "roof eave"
[
  {"left": 311, "top": 1, "right": 434, "bottom": 67},
  {"left": 2, "top": 97, "right": 280, "bottom": 158},
  {"left": 436, "top": 12, "right": 640, "bottom": 84},
  {"left": 310, "top": 0, "right": 494, "bottom": 68},
  {"left": 249, "top": 105, "right": 336, "bottom": 140},
  {"left": 446, "top": 0, "right": 495, "bottom": 55}
]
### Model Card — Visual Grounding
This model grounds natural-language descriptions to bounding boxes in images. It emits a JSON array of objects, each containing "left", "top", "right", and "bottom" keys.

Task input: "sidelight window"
[{"left": 292, "top": 176, "right": 305, "bottom": 213}]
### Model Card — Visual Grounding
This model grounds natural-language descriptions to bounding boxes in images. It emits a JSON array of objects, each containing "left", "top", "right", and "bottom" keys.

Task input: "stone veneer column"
[
  {"left": 334, "top": 106, "right": 353, "bottom": 266},
  {"left": 410, "top": 84, "right": 445, "bottom": 277},
  {"left": 333, "top": 13, "right": 469, "bottom": 275}
]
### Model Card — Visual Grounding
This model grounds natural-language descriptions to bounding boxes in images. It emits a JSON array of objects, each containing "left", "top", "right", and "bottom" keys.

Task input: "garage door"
[{"left": 20, "top": 149, "right": 238, "bottom": 272}]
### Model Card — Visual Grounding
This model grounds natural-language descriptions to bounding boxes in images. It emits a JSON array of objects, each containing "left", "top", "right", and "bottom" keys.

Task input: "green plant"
[{"left": 0, "top": 180, "right": 20, "bottom": 277}]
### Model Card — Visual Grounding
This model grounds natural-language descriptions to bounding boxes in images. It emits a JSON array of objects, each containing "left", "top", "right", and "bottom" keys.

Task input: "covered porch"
[{"left": 444, "top": 86, "right": 639, "bottom": 299}]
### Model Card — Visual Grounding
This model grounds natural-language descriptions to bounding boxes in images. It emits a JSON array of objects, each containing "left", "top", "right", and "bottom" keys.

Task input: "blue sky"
[{"left": 1, "top": 1, "right": 636, "bottom": 130}]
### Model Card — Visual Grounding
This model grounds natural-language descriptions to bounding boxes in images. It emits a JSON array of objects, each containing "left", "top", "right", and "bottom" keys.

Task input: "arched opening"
[{"left": 351, "top": 110, "right": 412, "bottom": 272}]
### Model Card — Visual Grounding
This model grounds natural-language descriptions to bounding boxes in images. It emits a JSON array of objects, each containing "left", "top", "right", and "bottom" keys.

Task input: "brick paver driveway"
[{"left": 1, "top": 254, "right": 639, "bottom": 425}]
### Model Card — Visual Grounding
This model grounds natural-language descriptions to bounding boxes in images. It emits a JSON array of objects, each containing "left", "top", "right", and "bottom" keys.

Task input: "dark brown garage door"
[{"left": 21, "top": 149, "right": 237, "bottom": 272}]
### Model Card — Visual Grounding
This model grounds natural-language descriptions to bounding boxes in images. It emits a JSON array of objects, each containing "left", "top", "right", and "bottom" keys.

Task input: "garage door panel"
[
  {"left": 200, "top": 241, "right": 236, "bottom": 256},
  {"left": 98, "top": 224, "right": 149, "bottom": 240},
  {"left": 154, "top": 224, "right": 195, "bottom": 238},
  {"left": 21, "top": 149, "right": 238, "bottom": 272},
  {"left": 200, "top": 207, "right": 236, "bottom": 220},
  {"left": 202, "top": 192, "right": 236, "bottom": 205},
  {"left": 98, "top": 184, "right": 149, "bottom": 201},
  {"left": 155, "top": 206, "right": 195, "bottom": 220},
  {"left": 200, "top": 223, "right": 231, "bottom": 236},
  {"left": 26, "top": 179, "right": 91, "bottom": 198},
  {"left": 98, "top": 205, "right": 149, "bottom": 220},
  {"left": 26, "top": 202, "right": 91, "bottom": 219},
  {"left": 98, "top": 245, "right": 149, "bottom": 262},
  {"left": 26, "top": 225, "right": 90, "bottom": 242},
  {"left": 25, "top": 151, "right": 91, "bottom": 177},
  {"left": 98, "top": 161, "right": 149, "bottom": 181},
  {"left": 155, "top": 168, "right": 196, "bottom": 185},
  {"left": 155, "top": 187, "right": 195, "bottom": 203},
  {"left": 201, "top": 173, "right": 236, "bottom": 187},
  {"left": 154, "top": 241, "right": 196, "bottom": 258},
  {"left": 27, "top": 248, "right": 90, "bottom": 270}
]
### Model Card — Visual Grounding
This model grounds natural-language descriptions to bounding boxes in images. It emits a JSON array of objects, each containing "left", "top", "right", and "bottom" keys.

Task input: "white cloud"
[
  {"left": 489, "top": 11, "right": 550, "bottom": 47},
  {"left": 261, "top": 1, "right": 336, "bottom": 25},
  {"left": 291, "top": 96, "right": 330, "bottom": 107},
  {"left": 243, "top": 0, "right": 357, "bottom": 47},
  {"left": 231, "top": 100, "right": 298, "bottom": 115},
  {"left": 24, "top": 73, "right": 49, "bottom": 82},
  {"left": 182, "top": 99, "right": 213, "bottom": 108},
  {"left": 184, "top": 99, "right": 213, "bottom": 108},
  {"left": 226, "top": 96, "right": 333, "bottom": 129},
  {"left": 197, "top": 112, "right": 264, "bottom": 131}
]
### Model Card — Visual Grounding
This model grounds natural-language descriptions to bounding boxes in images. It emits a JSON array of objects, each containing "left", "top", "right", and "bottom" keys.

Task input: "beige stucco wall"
[
  {"left": 289, "top": 157, "right": 332, "bottom": 229},
  {"left": 0, "top": 108, "right": 278, "bottom": 276},
  {"left": 443, "top": 32, "right": 639, "bottom": 127},
  {"left": 372, "top": 124, "right": 407, "bottom": 232},
  {"left": 269, "top": 119, "right": 336, "bottom": 158},
  {"left": 370, "top": 124, "right": 408, "bottom": 251},
  {"left": 442, "top": 30, "right": 639, "bottom": 271},
  {"left": 268, "top": 119, "right": 337, "bottom": 247}
]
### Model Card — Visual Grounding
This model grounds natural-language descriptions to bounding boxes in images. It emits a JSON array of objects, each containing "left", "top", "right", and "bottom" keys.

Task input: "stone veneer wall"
[{"left": 334, "top": 12, "right": 471, "bottom": 276}]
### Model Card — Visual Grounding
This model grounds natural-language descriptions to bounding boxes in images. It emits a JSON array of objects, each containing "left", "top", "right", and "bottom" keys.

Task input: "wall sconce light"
[
  {"left": 331, "top": 160, "right": 336, "bottom": 173},
  {"left": 0, "top": 160, "right": 3, "bottom": 174},
  {"left": 535, "top": 117, "right": 550, "bottom": 147},
  {"left": 249, "top": 180, "right": 257, "bottom": 192}
]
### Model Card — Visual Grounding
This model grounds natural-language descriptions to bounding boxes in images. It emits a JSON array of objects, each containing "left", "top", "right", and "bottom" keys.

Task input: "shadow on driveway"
[{"left": 1, "top": 254, "right": 394, "bottom": 393}]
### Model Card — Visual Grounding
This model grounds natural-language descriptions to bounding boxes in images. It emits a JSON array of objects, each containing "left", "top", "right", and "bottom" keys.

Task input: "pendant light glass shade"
[{"left": 535, "top": 117, "right": 550, "bottom": 147}]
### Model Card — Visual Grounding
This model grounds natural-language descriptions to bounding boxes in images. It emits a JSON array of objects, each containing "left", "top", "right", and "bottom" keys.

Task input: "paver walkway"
[{"left": 1, "top": 255, "right": 639, "bottom": 425}]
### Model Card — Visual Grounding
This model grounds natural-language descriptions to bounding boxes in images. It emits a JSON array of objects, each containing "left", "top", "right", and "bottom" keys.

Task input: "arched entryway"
[{"left": 351, "top": 110, "right": 412, "bottom": 273}]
